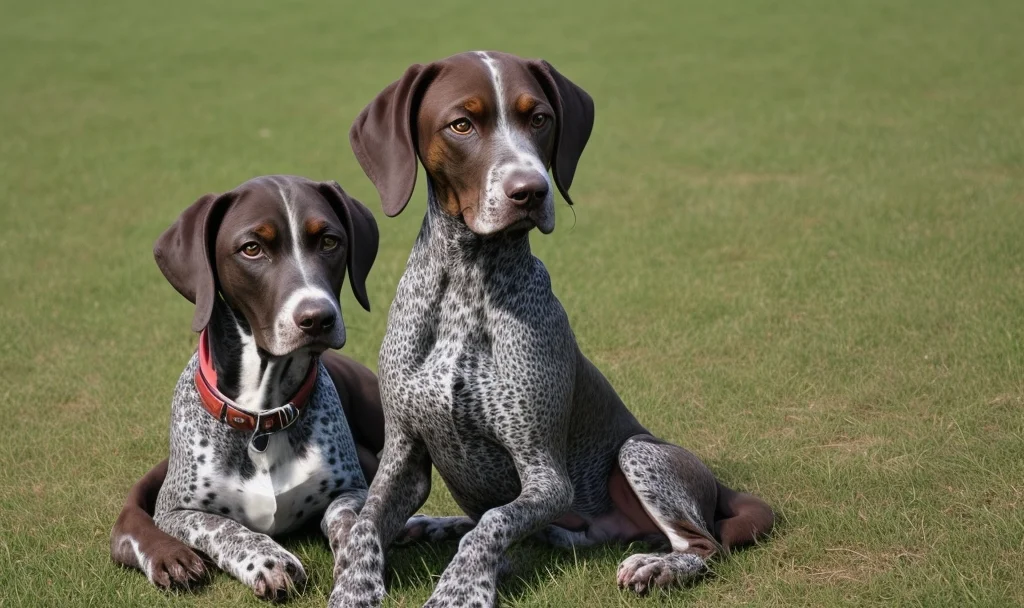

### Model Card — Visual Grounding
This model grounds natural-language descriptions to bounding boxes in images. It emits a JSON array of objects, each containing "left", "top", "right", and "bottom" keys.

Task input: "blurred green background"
[{"left": 1, "top": 0, "right": 1022, "bottom": 605}]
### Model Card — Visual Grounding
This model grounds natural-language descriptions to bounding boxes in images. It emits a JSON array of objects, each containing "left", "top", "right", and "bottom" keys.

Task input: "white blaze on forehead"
[
  {"left": 476, "top": 52, "right": 511, "bottom": 136},
  {"left": 275, "top": 180, "right": 312, "bottom": 288},
  {"left": 473, "top": 52, "right": 553, "bottom": 233},
  {"left": 266, "top": 178, "right": 339, "bottom": 353},
  {"left": 474, "top": 52, "right": 545, "bottom": 169}
]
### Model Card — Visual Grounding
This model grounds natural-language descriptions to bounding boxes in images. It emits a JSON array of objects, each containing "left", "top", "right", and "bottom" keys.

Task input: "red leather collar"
[{"left": 195, "top": 329, "right": 318, "bottom": 450}]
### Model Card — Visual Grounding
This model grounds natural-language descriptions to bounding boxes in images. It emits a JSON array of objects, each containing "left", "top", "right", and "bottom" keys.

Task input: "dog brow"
[
  {"left": 304, "top": 218, "right": 328, "bottom": 235},
  {"left": 253, "top": 224, "right": 276, "bottom": 241},
  {"left": 515, "top": 95, "right": 537, "bottom": 114}
]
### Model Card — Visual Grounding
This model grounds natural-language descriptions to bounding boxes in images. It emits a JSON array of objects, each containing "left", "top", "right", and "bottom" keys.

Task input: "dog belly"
[
  {"left": 425, "top": 435, "right": 521, "bottom": 516},
  {"left": 554, "top": 466, "right": 662, "bottom": 543}
]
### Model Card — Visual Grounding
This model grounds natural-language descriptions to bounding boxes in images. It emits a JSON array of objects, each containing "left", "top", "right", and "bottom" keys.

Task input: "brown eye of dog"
[
  {"left": 240, "top": 242, "right": 262, "bottom": 258},
  {"left": 449, "top": 118, "right": 473, "bottom": 134},
  {"left": 530, "top": 114, "right": 549, "bottom": 128},
  {"left": 321, "top": 236, "right": 338, "bottom": 251}
]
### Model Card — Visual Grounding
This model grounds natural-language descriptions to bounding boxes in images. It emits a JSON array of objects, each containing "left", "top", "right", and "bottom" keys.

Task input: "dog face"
[
  {"left": 415, "top": 53, "right": 557, "bottom": 234},
  {"left": 350, "top": 51, "right": 595, "bottom": 236},
  {"left": 154, "top": 176, "right": 378, "bottom": 356}
]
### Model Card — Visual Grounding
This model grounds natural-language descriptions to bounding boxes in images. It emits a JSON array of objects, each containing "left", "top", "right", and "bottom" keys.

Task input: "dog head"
[
  {"left": 154, "top": 175, "right": 378, "bottom": 356},
  {"left": 350, "top": 51, "right": 594, "bottom": 236}
]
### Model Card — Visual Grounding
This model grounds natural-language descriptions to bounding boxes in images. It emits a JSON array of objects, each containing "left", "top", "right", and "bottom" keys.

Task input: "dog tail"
[{"left": 714, "top": 481, "right": 775, "bottom": 552}]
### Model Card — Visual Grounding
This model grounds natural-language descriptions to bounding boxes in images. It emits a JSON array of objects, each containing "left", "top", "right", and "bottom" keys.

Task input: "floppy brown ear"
[
  {"left": 530, "top": 60, "right": 595, "bottom": 205},
  {"left": 153, "top": 192, "right": 237, "bottom": 332},
  {"left": 349, "top": 63, "right": 440, "bottom": 217},
  {"left": 317, "top": 181, "right": 379, "bottom": 312}
]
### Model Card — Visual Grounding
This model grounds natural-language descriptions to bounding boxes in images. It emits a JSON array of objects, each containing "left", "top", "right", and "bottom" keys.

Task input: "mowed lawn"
[{"left": 2, "top": 0, "right": 1023, "bottom": 606}]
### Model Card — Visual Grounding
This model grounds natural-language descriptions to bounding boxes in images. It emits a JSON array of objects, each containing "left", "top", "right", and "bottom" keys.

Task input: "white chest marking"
[{"left": 225, "top": 434, "right": 334, "bottom": 535}]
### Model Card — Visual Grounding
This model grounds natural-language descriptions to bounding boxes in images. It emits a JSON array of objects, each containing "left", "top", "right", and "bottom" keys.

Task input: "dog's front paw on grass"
[
  {"left": 245, "top": 551, "right": 306, "bottom": 602},
  {"left": 132, "top": 538, "right": 208, "bottom": 590},
  {"left": 616, "top": 552, "right": 705, "bottom": 595}
]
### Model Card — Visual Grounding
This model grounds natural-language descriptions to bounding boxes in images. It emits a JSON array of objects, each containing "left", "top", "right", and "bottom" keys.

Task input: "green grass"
[{"left": 2, "top": 0, "right": 1023, "bottom": 605}]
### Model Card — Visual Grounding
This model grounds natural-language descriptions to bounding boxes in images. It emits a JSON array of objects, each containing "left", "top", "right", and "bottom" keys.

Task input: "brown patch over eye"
[
  {"left": 253, "top": 224, "right": 276, "bottom": 241},
  {"left": 515, "top": 94, "right": 538, "bottom": 114},
  {"left": 463, "top": 97, "right": 484, "bottom": 114},
  {"left": 305, "top": 218, "right": 328, "bottom": 236}
]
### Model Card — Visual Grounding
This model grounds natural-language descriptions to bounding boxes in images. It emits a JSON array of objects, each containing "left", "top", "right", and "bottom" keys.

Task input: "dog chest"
[
  {"left": 187, "top": 433, "right": 344, "bottom": 536},
  {"left": 392, "top": 350, "right": 526, "bottom": 511},
  {"left": 161, "top": 367, "right": 364, "bottom": 538},
  {"left": 230, "top": 438, "right": 336, "bottom": 535}
]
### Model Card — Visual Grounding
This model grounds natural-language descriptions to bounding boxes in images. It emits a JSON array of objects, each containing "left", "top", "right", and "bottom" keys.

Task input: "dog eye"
[
  {"left": 530, "top": 114, "right": 550, "bottom": 128},
  {"left": 321, "top": 236, "right": 339, "bottom": 252},
  {"left": 240, "top": 242, "right": 262, "bottom": 258},
  {"left": 449, "top": 118, "right": 473, "bottom": 134}
]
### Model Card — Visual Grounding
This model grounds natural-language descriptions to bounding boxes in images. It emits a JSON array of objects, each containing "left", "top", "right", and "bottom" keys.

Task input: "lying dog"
[
  {"left": 333, "top": 52, "right": 775, "bottom": 607},
  {"left": 110, "top": 175, "right": 383, "bottom": 601}
]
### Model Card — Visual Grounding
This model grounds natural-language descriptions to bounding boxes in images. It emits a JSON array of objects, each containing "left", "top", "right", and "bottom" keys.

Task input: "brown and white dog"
[
  {"left": 332, "top": 51, "right": 775, "bottom": 607},
  {"left": 110, "top": 176, "right": 391, "bottom": 600}
]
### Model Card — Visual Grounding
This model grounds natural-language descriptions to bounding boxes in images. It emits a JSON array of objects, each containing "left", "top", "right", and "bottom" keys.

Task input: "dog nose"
[
  {"left": 293, "top": 301, "right": 337, "bottom": 336},
  {"left": 503, "top": 170, "right": 549, "bottom": 207}
]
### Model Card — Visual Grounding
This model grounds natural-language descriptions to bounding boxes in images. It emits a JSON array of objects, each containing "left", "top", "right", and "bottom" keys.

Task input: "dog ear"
[
  {"left": 349, "top": 63, "right": 440, "bottom": 217},
  {"left": 529, "top": 60, "right": 595, "bottom": 206},
  {"left": 153, "top": 191, "right": 237, "bottom": 332},
  {"left": 317, "top": 181, "right": 379, "bottom": 312}
]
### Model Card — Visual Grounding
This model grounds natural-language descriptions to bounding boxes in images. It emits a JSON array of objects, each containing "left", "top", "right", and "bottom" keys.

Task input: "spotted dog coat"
[
  {"left": 333, "top": 52, "right": 776, "bottom": 607},
  {"left": 111, "top": 175, "right": 385, "bottom": 601},
  {"left": 153, "top": 352, "right": 365, "bottom": 598}
]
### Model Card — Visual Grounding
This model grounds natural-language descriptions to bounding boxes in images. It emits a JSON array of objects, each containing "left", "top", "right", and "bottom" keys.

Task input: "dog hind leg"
[{"left": 614, "top": 435, "right": 722, "bottom": 594}]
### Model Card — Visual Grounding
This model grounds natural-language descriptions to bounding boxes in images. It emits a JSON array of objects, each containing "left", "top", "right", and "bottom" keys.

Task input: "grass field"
[{"left": 2, "top": 0, "right": 1023, "bottom": 606}]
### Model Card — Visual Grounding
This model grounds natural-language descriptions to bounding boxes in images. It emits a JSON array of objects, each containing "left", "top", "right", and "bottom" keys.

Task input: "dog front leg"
[
  {"left": 330, "top": 433, "right": 432, "bottom": 608},
  {"left": 154, "top": 509, "right": 306, "bottom": 601},
  {"left": 424, "top": 455, "right": 574, "bottom": 608},
  {"left": 110, "top": 459, "right": 207, "bottom": 588},
  {"left": 320, "top": 486, "right": 368, "bottom": 584}
]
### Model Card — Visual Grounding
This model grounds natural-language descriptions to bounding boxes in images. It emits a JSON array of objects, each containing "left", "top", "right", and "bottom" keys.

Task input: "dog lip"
[
  {"left": 266, "top": 336, "right": 340, "bottom": 358},
  {"left": 306, "top": 336, "right": 344, "bottom": 354},
  {"left": 507, "top": 217, "right": 535, "bottom": 230}
]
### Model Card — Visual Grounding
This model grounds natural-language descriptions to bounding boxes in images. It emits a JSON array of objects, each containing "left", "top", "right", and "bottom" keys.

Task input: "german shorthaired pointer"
[
  {"left": 332, "top": 52, "right": 775, "bottom": 607},
  {"left": 110, "top": 175, "right": 392, "bottom": 601}
]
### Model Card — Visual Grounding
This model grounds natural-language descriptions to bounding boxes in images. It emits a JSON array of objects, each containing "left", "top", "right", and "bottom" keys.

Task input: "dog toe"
[
  {"left": 149, "top": 544, "right": 206, "bottom": 589},
  {"left": 617, "top": 552, "right": 706, "bottom": 594},
  {"left": 250, "top": 552, "right": 306, "bottom": 602},
  {"left": 394, "top": 514, "right": 428, "bottom": 545}
]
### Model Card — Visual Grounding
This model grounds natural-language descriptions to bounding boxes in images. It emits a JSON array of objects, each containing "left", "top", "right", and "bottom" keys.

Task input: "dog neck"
[
  {"left": 205, "top": 299, "right": 312, "bottom": 412},
  {"left": 415, "top": 184, "right": 535, "bottom": 277}
]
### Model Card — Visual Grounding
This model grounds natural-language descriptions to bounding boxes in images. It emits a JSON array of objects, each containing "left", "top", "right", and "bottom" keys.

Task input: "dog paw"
[
  {"left": 147, "top": 542, "right": 207, "bottom": 589},
  {"left": 242, "top": 549, "right": 306, "bottom": 602},
  {"left": 393, "top": 514, "right": 433, "bottom": 545},
  {"left": 395, "top": 514, "right": 474, "bottom": 546},
  {"left": 616, "top": 552, "right": 705, "bottom": 595},
  {"left": 112, "top": 534, "right": 207, "bottom": 590}
]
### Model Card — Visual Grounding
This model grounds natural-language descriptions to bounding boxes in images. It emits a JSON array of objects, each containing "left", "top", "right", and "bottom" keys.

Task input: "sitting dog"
[
  {"left": 332, "top": 52, "right": 776, "bottom": 607},
  {"left": 111, "top": 175, "right": 382, "bottom": 601}
]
